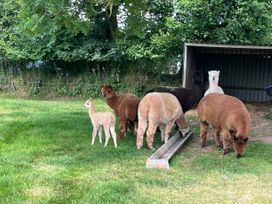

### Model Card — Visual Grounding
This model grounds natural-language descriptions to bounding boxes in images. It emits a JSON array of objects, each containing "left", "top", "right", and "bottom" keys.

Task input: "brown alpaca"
[
  {"left": 101, "top": 84, "right": 140, "bottom": 138},
  {"left": 197, "top": 93, "right": 251, "bottom": 158},
  {"left": 137, "top": 92, "right": 189, "bottom": 150}
]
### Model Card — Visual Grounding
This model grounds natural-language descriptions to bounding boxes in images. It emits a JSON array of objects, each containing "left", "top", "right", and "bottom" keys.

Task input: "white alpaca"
[
  {"left": 85, "top": 97, "right": 117, "bottom": 148},
  {"left": 204, "top": 70, "right": 224, "bottom": 96}
]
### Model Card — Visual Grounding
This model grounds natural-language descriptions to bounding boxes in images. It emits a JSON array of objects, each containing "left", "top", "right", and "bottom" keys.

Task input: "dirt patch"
[{"left": 185, "top": 102, "right": 272, "bottom": 144}]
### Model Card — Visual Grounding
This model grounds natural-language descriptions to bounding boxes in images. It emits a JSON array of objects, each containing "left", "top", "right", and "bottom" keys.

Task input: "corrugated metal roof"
[{"left": 185, "top": 43, "right": 272, "bottom": 55}]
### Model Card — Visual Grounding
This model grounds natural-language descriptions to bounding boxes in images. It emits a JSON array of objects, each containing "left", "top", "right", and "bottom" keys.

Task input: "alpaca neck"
[
  {"left": 88, "top": 104, "right": 96, "bottom": 116},
  {"left": 106, "top": 94, "right": 118, "bottom": 109},
  {"left": 209, "top": 81, "right": 219, "bottom": 89},
  {"left": 192, "top": 83, "right": 204, "bottom": 100}
]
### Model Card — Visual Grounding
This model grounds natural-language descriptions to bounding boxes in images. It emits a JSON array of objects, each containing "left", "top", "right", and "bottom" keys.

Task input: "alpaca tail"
[{"left": 126, "top": 103, "right": 138, "bottom": 121}]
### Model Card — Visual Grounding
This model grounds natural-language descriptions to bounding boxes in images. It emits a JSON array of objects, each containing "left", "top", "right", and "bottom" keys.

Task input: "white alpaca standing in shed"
[
  {"left": 85, "top": 97, "right": 117, "bottom": 148},
  {"left": 204, "top": 70, "right": 224, "bottom": 96}
]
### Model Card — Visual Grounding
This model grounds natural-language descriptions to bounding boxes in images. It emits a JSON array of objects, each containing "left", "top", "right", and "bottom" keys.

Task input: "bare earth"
[{"left": 186, "top": 102, "right": 272, "bottom": 144}]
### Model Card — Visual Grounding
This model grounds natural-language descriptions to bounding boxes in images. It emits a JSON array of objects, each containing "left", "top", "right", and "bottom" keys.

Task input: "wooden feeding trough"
[{"left": 146, "top": 130, "right": 193, "bottom": 169}]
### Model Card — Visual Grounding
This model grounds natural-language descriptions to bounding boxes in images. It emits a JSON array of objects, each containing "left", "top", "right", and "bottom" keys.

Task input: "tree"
[
  {"left": 151, "top": 0, "right": 272, "bottom": 58},
  {"left": 0, "top": 0, "right": 271, "bottom": 74}
]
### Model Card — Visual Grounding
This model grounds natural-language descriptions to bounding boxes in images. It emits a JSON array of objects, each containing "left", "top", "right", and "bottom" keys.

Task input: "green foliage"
[
  {"left": 151, "top": 0, "right": 272, "bottom": 58},
  {"left": 0, "top": 0, "right": 271, "bottom": 74}
]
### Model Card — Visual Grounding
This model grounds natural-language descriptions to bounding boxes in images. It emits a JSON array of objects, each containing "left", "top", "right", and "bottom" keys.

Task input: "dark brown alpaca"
[
  {"left": 101, "top": 84, "right": 140, "bottom": 139},
  {"left": 198, "top": 93, "right": 251, "bottom": 158}
]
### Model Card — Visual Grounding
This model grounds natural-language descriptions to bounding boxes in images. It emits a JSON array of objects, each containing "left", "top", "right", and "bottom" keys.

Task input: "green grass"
[{"left": 1, "top": 96, "right": 272, "bottom": 203}]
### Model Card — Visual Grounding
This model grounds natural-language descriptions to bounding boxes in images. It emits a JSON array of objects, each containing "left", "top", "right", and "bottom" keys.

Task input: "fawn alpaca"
[
  {"left": 85, "top": 97, "right": 117, "bottom": 148},
  {"left": 204, "top": 70, "right": 224, "bottom": 96},
  {"left": 137, "top": 92, "right": 189, "bottom": 150}
]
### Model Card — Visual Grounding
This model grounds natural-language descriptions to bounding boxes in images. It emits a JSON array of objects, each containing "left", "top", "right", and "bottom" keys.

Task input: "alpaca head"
[
  {"left": 84, "top": 97, "right": 94, "bottom": 108},
  {"left": 208, "top": 70, "right": 220, "bottom": 85},
  {"left": 234, "top": 135, "right": 249, "bottom": 158},
  {"left": 193, "top": 71, "right": 203, "bottom": 85},
  {"left": 101, "top": 84, "right": 115, "bottom": 99}
]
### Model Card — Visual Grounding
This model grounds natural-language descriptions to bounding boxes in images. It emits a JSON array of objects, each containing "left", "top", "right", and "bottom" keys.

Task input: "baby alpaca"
[
  {"left": 137, "top": 92, "right": 189, "bottom": 150},
  {"left": 198, "top": 93, "right": 251, "bottom": 158},
  {"left": 204, "top": 70, "right": 224, "bottom": 96},
  {"left": 85, "top": 97, "right": 117, "bottom": 148}
]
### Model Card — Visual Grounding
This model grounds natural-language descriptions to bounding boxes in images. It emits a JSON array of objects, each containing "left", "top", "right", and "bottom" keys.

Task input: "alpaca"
[
  {"left": 137, "top": 92, "right": 189, "bottom": 150},
  {"left": 145, "top": 71, "right": 204, "bottom": 114},
  {"left": 197, "top": 93, "right": 251, "bottom": 158},
  {"left": 101, "top": 84, "right": 140, "bottom": 138},
  {"left": 85, "top": 97, "right": 117, "bottom": 148},
  {"left": 204, "top": 70, "right": 224, "bottom": 96}
]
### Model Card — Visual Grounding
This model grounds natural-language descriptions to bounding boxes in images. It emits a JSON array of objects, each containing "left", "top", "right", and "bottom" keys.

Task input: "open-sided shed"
[{"left": 183, "top": 43, "right": 272, "bottom": 102}]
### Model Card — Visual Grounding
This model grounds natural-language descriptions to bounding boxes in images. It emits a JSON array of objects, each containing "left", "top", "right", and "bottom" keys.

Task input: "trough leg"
[
  {"left": 212, "top": 128, "right": 223, "bottom": 148},
  {"left": 200, "top": 121, "right": 209, "bottom": 147}
]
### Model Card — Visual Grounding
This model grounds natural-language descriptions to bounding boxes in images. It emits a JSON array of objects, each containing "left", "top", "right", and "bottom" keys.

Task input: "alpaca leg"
[
  {"left": 164, "top": 121, "right": 175, "bottom": 143},
  {"left": 222, "top": 129, "right": 232, "bottom": 155},
  {"left": 146, "top": 122, "right": 158, "bottom": 150},
  {"left": 212, "top": 128, "right": 223, "bottom": 148},
  {"left": 103, "top": 125, "right": 111, "bottom": 147},
  {"left": 134, "top": 121, "right": 138, "bottom": 135},
  {"left": 91, "top": 126, "right": 98, "bottom": 145},
  {"left": 159, "top": 124, "right": 165, "bottom": 143},
  {"left": 200, "top": 121, "right": 209, "bottom": 147},
  {"left": 128, "top": 121, "right": 135, "bottom": 136},
  {"left": 110, "top": 125, "right": 117, "bottom": 148},
  {"left": 136, "top": 118, "right": 147, "bottom": 149},
  {"left": 98, "top": 126, "right": 103, "bottom": 144},
  {"left": 119, "top": 120, "right": 127, "bottom": 139}
]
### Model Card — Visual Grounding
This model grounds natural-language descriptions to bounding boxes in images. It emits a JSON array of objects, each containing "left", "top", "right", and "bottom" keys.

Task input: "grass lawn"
[{"left": 0, "top": 96, "right": 272, "bottom": 203}]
